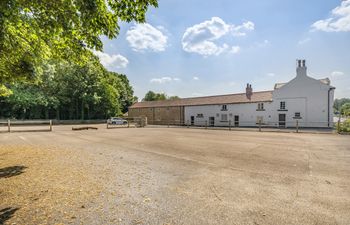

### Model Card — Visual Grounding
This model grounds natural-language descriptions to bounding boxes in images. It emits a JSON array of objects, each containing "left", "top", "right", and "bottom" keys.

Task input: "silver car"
[{"left": 108, "top": 117, "right": 128, "bottom": 125}]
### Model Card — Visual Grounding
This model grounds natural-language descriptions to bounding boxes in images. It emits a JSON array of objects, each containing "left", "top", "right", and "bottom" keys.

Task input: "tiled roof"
[{"left": 129, "top": 91, "right": 273, "bottom": 108}]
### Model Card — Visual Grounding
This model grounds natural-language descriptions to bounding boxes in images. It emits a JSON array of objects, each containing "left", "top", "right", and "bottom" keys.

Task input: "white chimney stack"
[{"left": 296, "top": 59, "right": 307, "bottom": 77}]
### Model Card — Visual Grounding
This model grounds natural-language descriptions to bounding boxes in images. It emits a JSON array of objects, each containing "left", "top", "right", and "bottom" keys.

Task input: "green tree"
[
  {"left": 142, "top": 91, "right": 180, "bottom": 101},
  {"left": 168, "top": 96, "right": 180, "bottom": 100},
  {"left": 341, "top": 103, "right": 350, "bottom": 117},
  {"left": 0, "top": 0, "right": 158, "bottom": 95},
  {"left": 334, "top": 98, "right": 350, "bottom": 113},
  {"left": 108, "top": 72, "right": 136, "bottom": 113},
  {"left": 0, "top": 56, "right": 136, "bottom": 120},
  {"left": 143, "top": 91, "right": 166, "bottom": 101}
]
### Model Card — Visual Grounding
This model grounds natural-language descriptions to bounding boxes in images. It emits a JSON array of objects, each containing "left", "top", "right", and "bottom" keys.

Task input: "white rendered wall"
[
  {"left": 184, "top": 102, "right": 273, "bottom": 127},
  {"left": 272, "top": 70, "right": 334, "bottom": 127},
  {"left": 184, "top": 68, "right": 334, "bottom": 128}
]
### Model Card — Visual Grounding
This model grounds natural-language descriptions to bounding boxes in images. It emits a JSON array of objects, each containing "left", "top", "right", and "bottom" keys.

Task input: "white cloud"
[
  {"left": 126, "top": 23, "right": 168, "bottom": 52},
  {"left": 93, "top": 51, "right": 129, "bottom": 69},
  {"left": 150, "top": 77, "right": 181, "bottom": 84},
  {"left": 182, "top": 17, "right": 254, "bottom": 56},
  {"left": 230, "top": 46, "right": 241, "bottom": 54},
  {"left": 267, "top": 73, "right": 275, "bottom": 77},
  {"left": 254, "top": 39, "right": 270, "bottom": 48},
  {"left": 298, "top": 38, "right": 311, "bottom": 45},
  {"left": 232, "top": 21, "right": 255, "bottom": 36},
  {"left": 311, "top": 0, "right": 350, "bottom": 32},
  {"left": 331, "top": 71, "right": 345, "bottom": 77},
  {"left": 193, "top": 76, "right": 199, "bottom": 80}
]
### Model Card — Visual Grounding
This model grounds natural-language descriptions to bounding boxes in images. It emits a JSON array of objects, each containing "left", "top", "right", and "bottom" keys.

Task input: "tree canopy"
[
  {"left": 341, "top": 103, "right": 350, "bottom": 117},
  {"left": 142, "top": 91, "right": 179, "bottom": 101},
  {"left": 334, "top": 98, "right": 350, "bottom": 114},
  {"left": 0, "top": 0, "right": 158, "bottom": 94},
  {"left": 0, "top": 56, "right": 135, "bottom": 119},
  {"left": 0, "top": 0, "right": 158, "bottom": 119}
]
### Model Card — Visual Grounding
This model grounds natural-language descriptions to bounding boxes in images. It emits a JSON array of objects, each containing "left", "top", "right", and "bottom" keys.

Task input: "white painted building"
[{"left": 184, "top": 60, "right": 335, "bottom": 128}]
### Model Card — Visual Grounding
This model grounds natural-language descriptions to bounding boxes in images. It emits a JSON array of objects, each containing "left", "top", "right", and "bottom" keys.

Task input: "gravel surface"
[{"left": 1, "top": 125, "right": 350, "bottom": 225}]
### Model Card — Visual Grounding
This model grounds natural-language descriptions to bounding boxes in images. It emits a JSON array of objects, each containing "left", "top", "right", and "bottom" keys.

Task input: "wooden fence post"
[
  {"left": 7, "top": 119, "right": 10, "bottom": 133},
  {"left": 296, "top": 120, "right": 299, "bottom": 133},
  {"left": 49, "top": 120, "right": 52, "bottom": 131},
  {"left": 259, "top": 119, "right": 262, "bottom": 132},
  {"left": 337, "top": 115, "right": 341, "bottom": 133}
]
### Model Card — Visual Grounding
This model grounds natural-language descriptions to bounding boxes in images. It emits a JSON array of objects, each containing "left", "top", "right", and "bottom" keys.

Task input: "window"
[
  {"left": 221, "top": 105, "right": 228, "bottom": 111},
  {"left": 221, "top": 114, "right": 228, "bottom": 121},
  {"left": 256, "top": 116, "right": 263, "bottom": 124},
  {"left": 257, "top": 103, "right": 264, "bottom": 110},
  {"left": 294, "top": 112, "right": 301, "bottom": 118},
  {"left": 196, "top": 113, "right": 204, "bottom": 118},
  {"left": 280, "top": 101, "right": 286, "bottom": 110}
]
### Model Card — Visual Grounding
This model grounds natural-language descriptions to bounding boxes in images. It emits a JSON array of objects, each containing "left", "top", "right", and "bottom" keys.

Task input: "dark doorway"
[
  {"left": 191, "top": 116, "right": 194, "bottom": 125},
  {"left": 209, "top": 117, "right": 215, "bottom": 126},
  {"left": 234, "top": 115, "right": 239, "bottom": 127},
  {"left": 279, "top": 114, "right": 286, "bottom": 127}
]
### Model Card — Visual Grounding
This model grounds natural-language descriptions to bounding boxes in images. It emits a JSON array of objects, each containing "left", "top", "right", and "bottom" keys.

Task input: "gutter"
[{"left": 328, "top": 87, "right": 335, "bottom": 127}]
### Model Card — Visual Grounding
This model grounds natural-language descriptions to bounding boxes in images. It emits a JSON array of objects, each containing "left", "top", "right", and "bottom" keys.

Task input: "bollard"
[
  {"left": 259, "top": 119, "right": 262, "bottom": 132},
  {"left": 296, "top": 120, "right": 299, "bottom": 133},
  {"left": 205, "top": 120, "right": 207, "bottom": 129},
  {"left": 106, "top": 122, "right": 109, "bottom": 129},
  {"left": 187, "top": 120, "right": 189, "bottom": 128},
  {"left": 49, "top": 120, "right": 52, "bottom": 131},
  {"left": 229, "top": 120, "right": 231, "bottom": 131},
  {"left": 7, "top": 119, "right": 10, "bottom": 133},
  {"left": 168, "top": 121, "right": 170, "bottom": 128},
  {"left": 128, "top": 120, "right": 130, "bottom": 128}
]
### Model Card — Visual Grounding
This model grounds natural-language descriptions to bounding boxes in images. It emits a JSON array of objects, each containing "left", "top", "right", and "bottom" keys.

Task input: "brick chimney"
[
  {"left": 246, "top": 83, "right": 253, "bottom": 100},
  {"left": 296, "top": 59, "right": 307, "bottom": 77}
]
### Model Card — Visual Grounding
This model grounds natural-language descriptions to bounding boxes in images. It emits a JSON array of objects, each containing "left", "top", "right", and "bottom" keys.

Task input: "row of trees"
[
  {"left": 0, "top": 57, "right": 135, "bottom": 120},
  {"left": 0, "top": 0, "right": 158, "bottom": 120},
  {"left": 142, "top": 91, "right": 179, "bottom": 101}
]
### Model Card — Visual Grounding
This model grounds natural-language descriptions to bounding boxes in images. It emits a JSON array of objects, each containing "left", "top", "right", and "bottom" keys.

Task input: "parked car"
[{"left": 108, "top": 117, "right": 128, "bottom": 125}]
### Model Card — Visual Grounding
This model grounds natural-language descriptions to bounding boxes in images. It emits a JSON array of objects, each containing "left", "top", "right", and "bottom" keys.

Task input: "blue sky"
[{"left": 96, "top": 0, "right": 350, "bottom": 99}]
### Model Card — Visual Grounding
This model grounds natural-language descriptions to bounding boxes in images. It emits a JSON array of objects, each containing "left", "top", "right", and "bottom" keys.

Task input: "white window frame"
[
  {"left": 257, "top": 103, "right": 264, "bottom": 110},
  {"left": 221, "top": 114, "right": 228, "bottom": 121},
  {"left": 280, "top": 101, "right": 286, "bottom": 110},
  {"left": 196, "top": 113, "right": 204, "bottom": 118}
]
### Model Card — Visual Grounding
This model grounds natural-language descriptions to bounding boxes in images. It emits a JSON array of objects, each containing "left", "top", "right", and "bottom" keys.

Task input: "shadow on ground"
[
  {"left": 0, "top": 207, "right": 19, "bottom": 225},
  {"left": 0, "top": 166, "right": 27, "bottom": 179}
]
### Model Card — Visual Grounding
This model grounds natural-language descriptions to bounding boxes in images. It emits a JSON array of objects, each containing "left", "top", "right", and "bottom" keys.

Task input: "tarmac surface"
[{"left": 0, "top": 124, "right": 350, "bottom": 225}]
